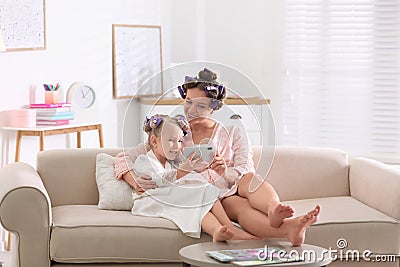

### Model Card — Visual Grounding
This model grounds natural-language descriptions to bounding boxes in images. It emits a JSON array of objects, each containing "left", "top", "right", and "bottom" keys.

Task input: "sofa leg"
[{"left": 182, "top": 263, "right": 191, "bottom": 267}]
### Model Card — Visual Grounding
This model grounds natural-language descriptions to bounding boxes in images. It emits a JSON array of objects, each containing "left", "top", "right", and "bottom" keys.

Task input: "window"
[{"left": 282, "top": 0, "right": 400, "bottom": 163}]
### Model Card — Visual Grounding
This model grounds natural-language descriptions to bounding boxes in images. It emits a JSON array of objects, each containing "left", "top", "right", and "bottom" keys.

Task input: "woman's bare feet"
[
  {"left": 213, "top": 225, "right": 234, "bottom": 242},
  {"left": 230, "top": 226, "right": 261, "bottom": 240},
  {"left": 269, "top": 203, "right": 295, "bottom": 228},
  {"left": 281, "top": 205, "right": 320, "bottom": 246}
]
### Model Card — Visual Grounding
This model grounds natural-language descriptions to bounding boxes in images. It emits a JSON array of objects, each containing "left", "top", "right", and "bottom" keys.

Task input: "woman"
[{"left": 115, "top": 68, "right": 320, "bottom": 246}]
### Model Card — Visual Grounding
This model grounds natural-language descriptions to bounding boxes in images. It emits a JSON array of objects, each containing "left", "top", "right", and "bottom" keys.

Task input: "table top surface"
[
  {"left": 179, "top": 240, "right": 332, "bottom": 267},
  {"left": 0, "top": 121, "right": 101, "bottom": 131}
]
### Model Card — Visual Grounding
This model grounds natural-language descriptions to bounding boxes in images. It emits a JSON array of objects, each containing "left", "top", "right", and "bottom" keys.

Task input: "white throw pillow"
[{"left": 96, "top": 153, "right": 134, "bottom": 210}]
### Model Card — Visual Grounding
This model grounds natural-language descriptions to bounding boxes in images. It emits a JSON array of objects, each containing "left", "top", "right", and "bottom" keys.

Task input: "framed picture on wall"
[
  {"left": 112, "top": 24, "right": 163, "bottom": 99},
  {"left": 0, "top": 0, "right": 46, "bottom": 51}
]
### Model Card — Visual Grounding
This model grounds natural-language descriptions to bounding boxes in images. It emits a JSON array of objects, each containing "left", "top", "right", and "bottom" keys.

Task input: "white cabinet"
[
  {"left": 139, "top": 98, "right": 271, "bottom": 146},
  {"left": 212, "top": 104, "right": 264, "bottom": 145}
]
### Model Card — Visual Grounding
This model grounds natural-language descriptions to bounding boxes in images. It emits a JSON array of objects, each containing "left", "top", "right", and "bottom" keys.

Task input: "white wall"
[
  {"left": 0, "top": 0, "right": 168, "bottom": 166},
  {"left": 168, "top": 0, "right": 285, "bottom": 143}
]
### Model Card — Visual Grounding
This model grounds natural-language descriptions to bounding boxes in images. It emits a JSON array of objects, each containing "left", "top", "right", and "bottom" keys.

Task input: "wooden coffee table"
[{"left": 179, "top": 240, "right": 332, "bottom": 267}]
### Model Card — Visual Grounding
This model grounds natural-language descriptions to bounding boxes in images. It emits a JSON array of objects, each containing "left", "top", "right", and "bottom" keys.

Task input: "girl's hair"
[
  {"left": 143, "top": 114, "right": 189, "bottom": 146},
  {"left": 177, "top": 68, "right": 226, "bottom": 110}
]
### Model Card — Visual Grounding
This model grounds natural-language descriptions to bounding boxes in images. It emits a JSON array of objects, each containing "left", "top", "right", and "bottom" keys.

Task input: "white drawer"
[{"left": 212, "top": 105, "right": 262, "bottom": 132}]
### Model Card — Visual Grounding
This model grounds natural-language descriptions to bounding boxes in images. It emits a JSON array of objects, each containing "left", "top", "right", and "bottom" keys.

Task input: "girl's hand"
[
  {"left": 134, "top": 173, "right": 157, "bottom": 194},
  {"left": 179, "top": 152, "right": 208, "bottom": 173},
  {"left": 123, "top": 171, "right": 157, "bottom": 195},
  {"left": 210, "top": 152, "right": 229, "bottom": 176}
]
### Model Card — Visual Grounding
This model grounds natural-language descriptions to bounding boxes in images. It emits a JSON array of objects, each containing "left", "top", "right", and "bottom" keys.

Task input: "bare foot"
[
  {"left": 231, "top": 226, "right": 261, "bottom": 240},
  {"left": 282, "top": 205, "right": 320, "bottom": 246},
  {"left": 213, "top": 225, "right": 234, "bottom": 242},
  {"left": 269, "top": 203, "right": 295, "bottom": 228}
]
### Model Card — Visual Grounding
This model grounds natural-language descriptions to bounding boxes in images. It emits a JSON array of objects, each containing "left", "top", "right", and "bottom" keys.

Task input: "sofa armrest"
[
  {"left": 0, "top": 162, "right": 52, "bottom": 267},
  {"left": 349, "top": 157, "right": 400, "bottom": 221}
]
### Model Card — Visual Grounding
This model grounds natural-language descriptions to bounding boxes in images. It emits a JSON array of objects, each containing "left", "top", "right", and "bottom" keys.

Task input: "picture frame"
[
  {"left": 112, "top": 24, "right": 163, "bottom": 99},
  {"left": 0, "top": 0, "right": 46, "bottom": 51}
]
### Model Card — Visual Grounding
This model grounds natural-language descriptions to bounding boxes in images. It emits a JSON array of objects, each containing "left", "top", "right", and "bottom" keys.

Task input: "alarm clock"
[{"left": 66, "top": 82, "right": 96, "bottom": 109}]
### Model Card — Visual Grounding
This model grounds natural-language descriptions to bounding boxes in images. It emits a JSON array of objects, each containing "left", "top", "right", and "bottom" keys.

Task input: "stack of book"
[{"left": 29, "top": 103, "right": 74, "bottom": 126}]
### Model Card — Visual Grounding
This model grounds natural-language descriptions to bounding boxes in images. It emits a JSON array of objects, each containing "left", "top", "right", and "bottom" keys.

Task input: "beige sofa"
[{"left": 0, "top": 146, "right": 399, "bottom": 267}]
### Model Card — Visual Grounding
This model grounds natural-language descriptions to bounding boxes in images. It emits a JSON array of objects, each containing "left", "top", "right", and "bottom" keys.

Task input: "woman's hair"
[
  {"left": 177, "top": 68, "right": 226, "bottom": 110},
  {"left": 143, "top": 114, "right": 189, "bottom": 147}
]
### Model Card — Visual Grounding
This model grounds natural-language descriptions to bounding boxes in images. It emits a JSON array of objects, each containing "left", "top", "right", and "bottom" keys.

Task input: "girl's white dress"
[{"left": 131, "top": 150, "right": 220, "bottom": 238}]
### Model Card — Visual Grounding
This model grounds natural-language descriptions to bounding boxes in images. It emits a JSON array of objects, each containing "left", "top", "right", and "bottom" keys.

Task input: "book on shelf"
[
  {"left": 36, "top": 120, "right": 71, "bottom": 126},
  {"left": 29, "top": 102, "right": 71, "bottom": 108},
  {"left": 206, "top": 247, "right": 300, "bottom": 265},
  {"left": 36, "top": 111, "right": 74, "bottom": 117},
  {"left": 34, "top": 107, "right": 72, "bottom": 115},
  {"left": 36, "top": 114, "right": 75, "bottom": 120}
]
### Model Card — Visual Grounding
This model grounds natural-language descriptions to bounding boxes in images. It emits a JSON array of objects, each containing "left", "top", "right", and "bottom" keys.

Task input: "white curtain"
[{"left": 282, "top": 0, "right": 400, "bottom": 163}]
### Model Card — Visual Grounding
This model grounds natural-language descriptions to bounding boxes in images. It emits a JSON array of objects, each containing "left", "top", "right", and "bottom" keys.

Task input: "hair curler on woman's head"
[{"left": 177, "top": 68, "right": 226, "bottom": 110}]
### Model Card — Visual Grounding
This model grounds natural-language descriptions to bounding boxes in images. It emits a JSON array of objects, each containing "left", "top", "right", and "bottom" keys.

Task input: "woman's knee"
[
  {"left": 238, "top": 173, "right": 276, "bottom": 197},
  {"left": 221, "top": 196, "right": 249, "bottom": 221},
  {"left": 237, "top": 173, "right": 264, "bottom": 197}
]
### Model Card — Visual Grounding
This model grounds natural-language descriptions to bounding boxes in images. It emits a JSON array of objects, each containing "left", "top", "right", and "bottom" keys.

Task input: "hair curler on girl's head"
[{"left": 143, "top": 114, "right": 189, "bottom": 146}]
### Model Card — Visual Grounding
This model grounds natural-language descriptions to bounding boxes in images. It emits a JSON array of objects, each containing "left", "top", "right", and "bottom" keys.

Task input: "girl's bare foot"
[
  {"left": 269, "top": 203, "right": 295, "bottom": 228},
  {"left": 213, "top": 225, "right": 234, "bottom": 242},
  {"left": 281, "top": 205, "right": 320, "bottom": 246},
  {"left": 231, "top": 226, "right": 261, "bottom": 240}
]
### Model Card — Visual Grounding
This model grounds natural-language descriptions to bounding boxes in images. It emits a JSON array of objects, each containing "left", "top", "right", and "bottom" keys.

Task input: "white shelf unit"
[{"left": 138, "top": 98, "right": 272, "bottom": 146}]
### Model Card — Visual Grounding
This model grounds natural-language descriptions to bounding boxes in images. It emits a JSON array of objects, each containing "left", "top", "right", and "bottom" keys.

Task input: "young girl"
[{"left": 131, "top": 114, "right": 257, "bottom": 241}]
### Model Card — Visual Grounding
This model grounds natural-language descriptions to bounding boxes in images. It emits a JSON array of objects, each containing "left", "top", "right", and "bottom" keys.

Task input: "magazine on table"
[
  {"left": 206, "top": 246, "right": 300, "bottom": 265},
  {"left": 231, "top": 259, "right": 299, "bottom": 266}
]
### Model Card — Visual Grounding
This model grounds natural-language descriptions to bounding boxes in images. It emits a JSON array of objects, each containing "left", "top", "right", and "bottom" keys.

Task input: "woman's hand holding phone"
[{"left": 209, "top": 152, "right": 229, "bottom": 176}]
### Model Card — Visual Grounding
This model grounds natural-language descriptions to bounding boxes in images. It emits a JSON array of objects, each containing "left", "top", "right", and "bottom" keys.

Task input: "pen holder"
[{"left": 45, "top": 91, "right": 59, "bottom": 104}]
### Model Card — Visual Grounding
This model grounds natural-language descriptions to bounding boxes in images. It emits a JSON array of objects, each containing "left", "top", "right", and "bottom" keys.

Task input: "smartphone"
[{"left": 183, "top": 144, "right": 215, "bottom": 162}]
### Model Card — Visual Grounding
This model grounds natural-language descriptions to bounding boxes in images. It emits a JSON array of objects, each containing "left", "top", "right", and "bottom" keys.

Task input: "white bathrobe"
[{"left": 132, "top": 150, "right": 220, "bottom": 238}]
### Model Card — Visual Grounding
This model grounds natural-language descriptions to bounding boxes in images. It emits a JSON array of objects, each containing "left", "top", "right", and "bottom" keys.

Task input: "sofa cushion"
[
  {"left": 284, "top": 196, "right": 400, "bottom": 255},
  {"left": 50, "top": 197, "right": 399, "bottom": 264},
  {"left": 50, "top": 205, "right": 212, "bottom": 263},
  {"left": 37, "top": 148, "right": 122, "bottom": 207},
  {"left": 96, "top": 153, "right": 134, "bottom": 211},
  {"left": 253, "top": 146, "right": 350, "bottom": 201}
]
